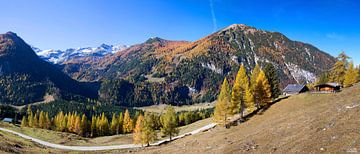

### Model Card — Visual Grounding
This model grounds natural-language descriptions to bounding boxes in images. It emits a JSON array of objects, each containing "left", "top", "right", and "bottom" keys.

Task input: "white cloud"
[{"left": 326, "top": 32, "right": 345, "bottom": 40}]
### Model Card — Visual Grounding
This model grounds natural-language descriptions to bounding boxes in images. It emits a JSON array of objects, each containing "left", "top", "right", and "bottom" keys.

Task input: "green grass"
[{"left": 135, "top": 102, "right": 215, "bottom": 114}]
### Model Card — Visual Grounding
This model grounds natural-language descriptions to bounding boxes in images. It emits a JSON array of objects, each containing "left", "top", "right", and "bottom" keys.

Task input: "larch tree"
[
  {"left": 245, "top": 87, "right": 256, "bottom": 113},
  {"left": 213, "top": 77, "right": 231, "bottom": 126},
  {"left": 142, "top": 112, "right": 157, "bottom": 146},
  {"left": 230, "top": 64, "right": 250, "bottom": 117},
  {"left": 254, "top": 70, "right": 272, "bottom": 108},
  {"left": 250, "top": 64, "right": 261, "bottom": 92},
  {"left": 160, "top": 106, "right": 179, "bottom": 141},
  {"left": 21, "top": 116, "right": 27, "bottom": 127},
  {"left": 33, "top": 110, "right": 39, "bottom": 128},
  {"left": 110, "top": 113, "right": 118, "bottom": 135},
  {"left": 330, "top": 52, "right": 349, "bottom": 85},
  {"left": 264, "top": 63, "right": 281, "bottom": 99},
  {"left": 133, "top": 114, "right": 144, "bottom": 145},
  {"left": 74, "top": 115, "right": 81, "bottom": 135},
  {"left": 27, "top": 106, "right": 33, "bottom": 127},
  {"left": 91, "top": 116, "right": 97, "bottom": 137},
  {"left": 344, "top": 62, "right": 357, "bottom": 87},
  {"left": 45, "top": 112, "right": 51, "bottom": 129},
  {"left": 117, "top": 112, "right": 123, "bottom": 134},
  {"left": 123, "top": 109, "right": 133, "bottom": 133},
  {"left": 38, "top": 111, "right": 45, "bottom": 129}
]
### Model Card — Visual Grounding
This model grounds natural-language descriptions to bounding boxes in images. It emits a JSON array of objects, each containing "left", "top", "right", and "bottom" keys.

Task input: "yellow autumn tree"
[
  {"left": 123, "top": 109, "right": 133, "bottom": 133},
  {"left": 254, "top": 70, "right": 272, "bottom": 108},
  {"left": 133, "top": 114, "right": 144, "bottom": 145},
  {"left": 344, "top": 62, "right": 357, "bottom": 87},
  {"left": 230, "top": 64, "right": 250, "bottom": 117},
  {"left": 214, "top": 77, "right": 231, "bottom": 126},
  {"left": 110, "top": 113, "right": 118, "bottom": 135},
  {"left": 142, "top": 112, "right": 157, "bottom": 146}
]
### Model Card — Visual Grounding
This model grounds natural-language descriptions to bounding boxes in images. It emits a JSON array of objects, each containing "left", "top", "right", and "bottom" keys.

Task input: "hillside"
[
  {"left": 126, "top": 83, "right": 360, "bottom": 153},
  {"left": 0, "top": 32, "right": 98, "bottom": 105},
  {"left": 61, "top": 24, "right": 336, "bottom": 106}
]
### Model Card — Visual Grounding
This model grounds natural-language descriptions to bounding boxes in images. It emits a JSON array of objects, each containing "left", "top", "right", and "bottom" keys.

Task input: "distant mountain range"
[
  {"left": 0, "top": 32, "right": 98, "bottom": 105},
  {"left": 0, "top": 24, "right": 336, "bottom": 106},
  {"left": 32, "top": 44, "right": 128, "bottom": 64}
]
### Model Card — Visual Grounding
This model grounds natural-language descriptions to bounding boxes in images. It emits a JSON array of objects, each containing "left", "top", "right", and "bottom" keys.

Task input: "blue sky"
[{"left": 1, "top": 0, "right": 359, "bottom": 64}]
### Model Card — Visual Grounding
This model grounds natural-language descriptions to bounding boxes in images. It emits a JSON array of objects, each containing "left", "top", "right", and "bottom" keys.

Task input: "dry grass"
[{"left": 124, "top": 83, "right": 360, "bottom": 154}]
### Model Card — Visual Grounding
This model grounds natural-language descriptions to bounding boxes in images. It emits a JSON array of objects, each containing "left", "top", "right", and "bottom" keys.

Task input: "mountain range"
[
  {"left": 0, "top": 24, "right": 336, "bottom": 106},
  {"left": 32, "top": 44, "right": 128, "bottom": 64},
  {"left": 0, "top": 32, "right": 98, "bottom": 105}
]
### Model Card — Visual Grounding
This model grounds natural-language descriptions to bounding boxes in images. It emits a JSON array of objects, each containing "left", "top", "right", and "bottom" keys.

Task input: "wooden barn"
[
  {"left": 315, "top": 83, "right": 341, "bottom": 93},
  {"left": 282, "top": 84, "right": 309, "bottom": 96}
]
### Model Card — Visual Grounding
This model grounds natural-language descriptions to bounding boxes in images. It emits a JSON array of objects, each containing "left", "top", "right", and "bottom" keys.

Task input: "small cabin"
[
  {"left": 315, "top": 83, "right": 341, "bottom": 93},
  {"left": 2, "top": 118, "right": 13, "bottom": 123},
  {"left": 283, "top": 84, "right": 309, "bottom": 96}
]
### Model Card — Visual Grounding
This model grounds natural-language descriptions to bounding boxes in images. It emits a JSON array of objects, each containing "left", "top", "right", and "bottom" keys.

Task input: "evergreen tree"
[
  {"left": 213, "top": 77, "right": 231, "bottom": 126},
  {"left": 110, "top": 113, "right": 118, "bottom": 135},
  {"left": 344, "top": 62, "right": 357, "bottom": 87},
  {"left": 123, "top": 110, "right": 133, "bottom": 133},
  {"left": 263, "top": 63, "right": 280, "bottom": 99},
  {"left": 21, "top": 116, "right": 27, "bottom": 127},
  {"left": 142, "top": 112, "right": 157, "bottom": 146},
  {"left": 230, "top": 65, "right": 249, "bottom": 116},
  {"left": 133, "top": 114, "right": 144, "bottom": 145},
  {"left": 316, "top": 72, "right": 329, "bottom": 85},
  {"left": 254, "top": 70, "right": 272, "bottom": 108},
  {"left": 160, "top": 106, "right": 179, "bottom": 140}
]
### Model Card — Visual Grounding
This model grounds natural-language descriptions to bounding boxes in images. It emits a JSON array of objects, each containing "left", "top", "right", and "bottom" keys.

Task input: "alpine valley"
[{"left": 0, "top": 24, "right": 336, "bottom": 107}]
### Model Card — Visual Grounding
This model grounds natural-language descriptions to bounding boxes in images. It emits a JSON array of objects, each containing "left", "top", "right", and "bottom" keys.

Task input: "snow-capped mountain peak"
[{"left": 33, "top": 44, "right": 128, "bottom": 64}]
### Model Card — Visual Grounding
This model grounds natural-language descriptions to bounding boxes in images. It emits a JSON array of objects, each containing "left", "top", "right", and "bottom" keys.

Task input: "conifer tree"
[
  {"left": 230, "top": 65, "right": 249, "bottom": 116},
  {"left": 73, "top": 115, "right": 80, "bottom": 134},
  {"left": 117, "top": 112, "right": 123, "bottom": 134},
  {"left": 250, "top": 64, "right": 261, "bottom": 92},
  {"left": 214, "top": 77, "right": 231, "bottom": 126},
  {"left": 344, "top": 62, "right": 357, "bottom": 87},
  {"left": 21, "top": 116, "right": 27, "bottom": 127},
  {"left": 133, "top": 114, "right": 144, "bottom": 145},
  {"left": 263, "top": 63, "right": 281, "bottom": 99},
  {"left": 27, "top": 109, "right": 33, "bottom": 127},
  {"left": 38, "top": 111, "right": 45, "bottom": 129},
  {"left": 245, "top": 88, "right": 256, "bottom": 113},
  {"left": 142, "top": 112, "right": 157, "bottom": 146},
  {"left": 254, "top": 70, "right": 272, "bottom": 108},
  {"left": 123, "top": 110, "right": 133, "bottom": 133},
  {"left": 62, "top": 114, "right": 68, "bottom": 132},
  {"left": 45, "top": 112, "right": 51, "bottom": 129},
  {"left": 330, "top": 52, "right": 349, "bottom": 85},
  {"left": 110, "top": 113, "right": 118, "bottom": 135},
  {"left": 80, "top": 114, "right": 87, "bottom": 137},
  {"left": 33, "top": 110, "right": 39, "bottom": 128},
  {"left": 160, "top": 106, "right": 178, "bottom": 140},
  {"left": 91, "top": 116, "right": 97, "bottom": 137}
]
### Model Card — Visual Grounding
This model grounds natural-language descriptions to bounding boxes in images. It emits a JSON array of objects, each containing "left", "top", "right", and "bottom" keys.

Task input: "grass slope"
[{"left": 128, "top": 83, "right": 360, "bottom": 153}]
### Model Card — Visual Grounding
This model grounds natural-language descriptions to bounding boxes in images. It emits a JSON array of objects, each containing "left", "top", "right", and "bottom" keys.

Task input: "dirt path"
[{"left": 0, "top": 123, "right": 216, "bottom": 151}]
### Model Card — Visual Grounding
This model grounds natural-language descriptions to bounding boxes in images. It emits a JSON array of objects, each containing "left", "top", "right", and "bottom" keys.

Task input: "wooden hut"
[
  {"left": 314, "top": 83, "right": 341, "bottom": 93},
  {"left": 282, "top": 84, "right": 309, "bottom": 96}
]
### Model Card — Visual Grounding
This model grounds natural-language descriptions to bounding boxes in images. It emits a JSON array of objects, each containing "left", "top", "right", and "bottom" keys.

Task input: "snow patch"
[
  {"left": 285, "top": 63, "right": 316, "bottom": 83},
  {"left": 201, "top": 63, "right": 223, "bottom": 74}
]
